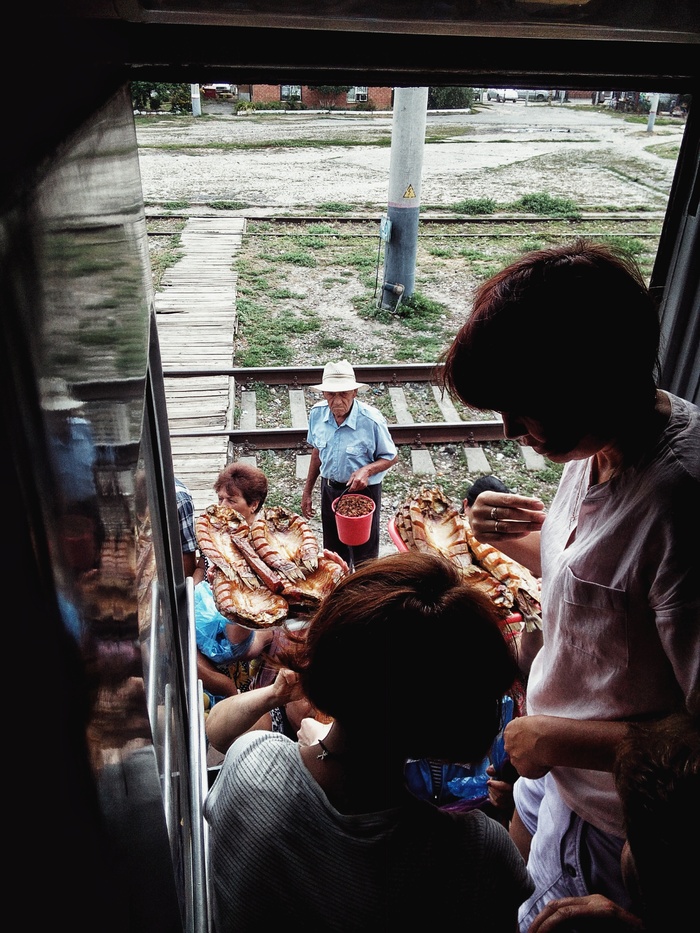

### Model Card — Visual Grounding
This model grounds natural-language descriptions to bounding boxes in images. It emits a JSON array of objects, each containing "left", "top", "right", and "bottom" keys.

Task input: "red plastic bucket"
[{"left": 333, "top": 494, "right": 375, "bottom": 546}]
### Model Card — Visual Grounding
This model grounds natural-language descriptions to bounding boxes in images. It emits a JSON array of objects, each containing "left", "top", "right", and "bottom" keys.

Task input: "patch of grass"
[
  {"left": 318, "top": 335, "right": 347, "bottom": 352},
  {"left": 518, "top": 238, "right": 547, "bottom": 253},
  {"left": 162, "top": 200, "right": 190, "bottom": 211},
  {"left": 344, "top": 248, "right": 376, "bottom": 270},
  {"left": 395, "top": 291, "right": 447, "bottom": 321},
  {"left": 316, "top": 202, "right": 354, "bottom": 213},
  {"left": 146, "top": 219, "right": 186, "bottom": 287},
  {"left": 427, "top": 245, "right": 455, "bottom": 258},
  {"left": 206, "top": 200, "right": 250, "bottom": 210},
  {"left": 458, "top": 246, "right": 491, "bottom": 262},
  {"left": 269, "top": 288, "right": 306, "bottom": 299},
  {"left": 509, "top": 192, "right": 582, "bottom": 218},
  {"left": 424, "top": 126, "right": 474, "bottom": 143},
  {"left": 307, "top": 223, "right": 337, "bottom": 235},
  {"left": 594, "top": 235, "right": 646, "bottom": 257},
  {"left": 644, "top": 142, "right": 681, "bottom": 160},
  {"left": 449, "top": 197, "right": 497, "bottom": 215},
  {"left": 294, "top": 236, "right": 328, "bottom": 249},
  {"left": 235, "top": 296, "right": 322, "bottom": 365},
  {"left": 264, "top": 249, "right": 318, "bottom": 267}
]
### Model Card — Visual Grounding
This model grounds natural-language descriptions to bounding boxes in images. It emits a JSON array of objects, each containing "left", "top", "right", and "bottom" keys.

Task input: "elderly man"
[{"left": 302, "top": 360, "right": 398, "bottom": 565}]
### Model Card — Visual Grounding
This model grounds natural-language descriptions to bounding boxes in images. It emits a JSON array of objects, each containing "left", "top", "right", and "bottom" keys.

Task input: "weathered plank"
[{"left": 155, "top": 216, "right": 245, "bottom": 499}]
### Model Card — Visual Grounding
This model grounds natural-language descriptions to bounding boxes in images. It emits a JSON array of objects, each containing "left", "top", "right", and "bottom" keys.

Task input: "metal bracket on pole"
[{"left": 380, "top": 281, "right": 405, "bottom": 313}]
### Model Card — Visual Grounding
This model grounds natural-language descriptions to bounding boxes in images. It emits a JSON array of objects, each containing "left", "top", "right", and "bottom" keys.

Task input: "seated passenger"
[
  {"left": 195, "top": 462, "right": 276, "bottom": 705},
  {"left": 204, "top": 551, "right": 534, "bottom": 930}
]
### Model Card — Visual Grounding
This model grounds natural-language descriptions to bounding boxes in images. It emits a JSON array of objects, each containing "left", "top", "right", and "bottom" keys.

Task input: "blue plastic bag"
[
  {"left": 193, "top": 581, "right": 238, "bottom": 667},
  {"left": 405, "top": 695, "right": 515, "bottom": 809}
]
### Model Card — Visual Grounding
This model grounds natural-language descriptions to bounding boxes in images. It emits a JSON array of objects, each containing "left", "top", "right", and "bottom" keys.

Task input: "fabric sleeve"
[
  {"left": 372, "top": 415, "right": 397, "bottom": 460},
  {"left": 176, "top": 482, "right": 197, "bottom": 553}
]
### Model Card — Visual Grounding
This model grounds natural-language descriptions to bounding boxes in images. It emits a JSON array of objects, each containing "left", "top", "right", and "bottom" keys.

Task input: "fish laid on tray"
[
  {"left": 393, "top": 486, "right": 542, "bottom": 631},
  {"left": 196, "top": 504, "right": 346, "bottom": 630}
]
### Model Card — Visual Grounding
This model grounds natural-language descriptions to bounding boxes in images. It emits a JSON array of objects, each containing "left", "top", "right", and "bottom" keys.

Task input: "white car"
[
  {"left": 519, "top": 89, "right": 552, "bottom": 102},
  {"left": 497, "top": 88, "right": 518, "bottom": 103}
]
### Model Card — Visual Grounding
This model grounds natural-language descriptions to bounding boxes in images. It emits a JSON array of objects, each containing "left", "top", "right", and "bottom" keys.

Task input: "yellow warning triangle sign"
[{"left": 403, "top": 184, "right": 417, "bottom": 199}]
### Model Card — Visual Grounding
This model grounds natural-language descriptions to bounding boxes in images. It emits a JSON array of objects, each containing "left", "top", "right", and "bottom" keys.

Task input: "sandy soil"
[{"left": 136, "top": 101, "right": 685, "bottom": 211}]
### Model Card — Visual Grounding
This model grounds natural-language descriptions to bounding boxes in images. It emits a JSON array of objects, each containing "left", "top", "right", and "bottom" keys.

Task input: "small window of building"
[
  {"left": 281, "top": 85, "right": 302, "bottom": 101},
  {"left": 347, "top": 86, "right": 368, "bottom": 103}
]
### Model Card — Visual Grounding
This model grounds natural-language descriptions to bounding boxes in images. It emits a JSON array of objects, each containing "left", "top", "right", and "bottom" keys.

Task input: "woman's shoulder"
[
  {"left": 665, "top": 392, "right": 700, "bottom": 480},
  {"left": 214, "top": 731, "right": 300, "bottom": 791}
]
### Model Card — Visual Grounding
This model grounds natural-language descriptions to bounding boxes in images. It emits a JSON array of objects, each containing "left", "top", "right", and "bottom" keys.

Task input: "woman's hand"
[
  {"left": 528, "top": 895, "right": 644, "bottom": 932},
  {"left": 486, "top": 763, "right": 515, "bottom": 816},
  {"left": 270, "top": 668, "right": 304, "bottom": 706},
  {"left": 470, "top": 491, "right": 546, "bottom": 542},
  {"left": 297, "top": 716, "right": 332, "bottom": 747}
]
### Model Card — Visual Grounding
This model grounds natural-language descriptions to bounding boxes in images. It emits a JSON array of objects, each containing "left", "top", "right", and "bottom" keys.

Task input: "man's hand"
[
  {"left": 504, "top": 716, "right": 552, "bottom": 778},
  {"left": 301, "top": 490, "right": 315, "bottom": 519},
  {"left": 505, "top": 715, "right": 630, "bottom": 776},
  {"left": 528, "top": 895, "right": 644, "bottom": 932}
]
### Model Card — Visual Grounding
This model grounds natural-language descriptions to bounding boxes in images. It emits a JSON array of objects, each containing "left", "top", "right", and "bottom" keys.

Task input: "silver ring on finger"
[
  {"left": 491, "top": 507, "right": 499, "bottom": 521},
  {"left": 495, "top": 520, "right": 502, "bottom": 534}
]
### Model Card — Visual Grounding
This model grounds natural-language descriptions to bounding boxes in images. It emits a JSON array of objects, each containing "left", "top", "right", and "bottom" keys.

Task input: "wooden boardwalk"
[{"left": 155, "top": 216, "right": 245, "bottom": 512}]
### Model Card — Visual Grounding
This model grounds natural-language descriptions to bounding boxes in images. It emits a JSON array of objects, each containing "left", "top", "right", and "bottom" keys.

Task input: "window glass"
[{"left": 280, "top": 85, "right": 302, "bottom": 100}]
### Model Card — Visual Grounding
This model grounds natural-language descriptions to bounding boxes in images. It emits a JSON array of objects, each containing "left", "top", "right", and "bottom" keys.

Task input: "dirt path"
[{"left": 136, "top": 103, "right": 685, "bottom": 211}]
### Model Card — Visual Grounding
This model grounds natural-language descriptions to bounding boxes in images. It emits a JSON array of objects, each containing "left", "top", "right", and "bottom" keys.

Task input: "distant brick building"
[{"left": 242, "top": 84, "right": 393, "bottom": 110}]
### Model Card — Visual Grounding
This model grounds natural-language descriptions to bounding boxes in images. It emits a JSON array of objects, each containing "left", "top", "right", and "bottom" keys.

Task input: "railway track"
[
  {"left": 148, "top": 211, "right": 665, "bottom": 238},
  {"left": 163, "top": 363, "right": 546, "bottom": 478}
]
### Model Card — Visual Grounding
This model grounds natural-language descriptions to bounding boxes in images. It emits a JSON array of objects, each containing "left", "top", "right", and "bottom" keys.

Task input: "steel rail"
[
  {"left": 168, "top": 420, "right": 505, "bottom": 447},
  {"left": 163, "top": 362, "right": 442, "bottom": 383}
]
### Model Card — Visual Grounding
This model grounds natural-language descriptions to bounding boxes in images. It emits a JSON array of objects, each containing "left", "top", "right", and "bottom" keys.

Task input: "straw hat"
[
  {"left": 312, "top": 360, "right": 368, "bottom": 393},
  {"left": 40, "top": 377, "right": 85, "bottom": 411}
]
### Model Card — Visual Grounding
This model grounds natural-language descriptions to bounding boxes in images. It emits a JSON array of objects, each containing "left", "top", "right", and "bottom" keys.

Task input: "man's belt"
[{"left": 324, "top": 478, "right": 347, "bottom": 489}]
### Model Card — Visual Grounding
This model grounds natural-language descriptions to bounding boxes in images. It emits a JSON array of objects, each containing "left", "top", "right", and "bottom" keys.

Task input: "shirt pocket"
[
  {"left": 561, "top": 567, "right": 629, "bottom": 670},
  {"left": 345, "top": 442, "right": 371, "bottom": 458}
]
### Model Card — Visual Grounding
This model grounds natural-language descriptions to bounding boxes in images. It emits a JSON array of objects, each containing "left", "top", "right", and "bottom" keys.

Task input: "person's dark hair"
[
  {"left": 465, "top": 475, "right": 510, "bottom": 508},
  {"left": 285, "top": 551, "right": 519, "bottom": 763},
  {"left": 439, "top": 239, "right": 661, "bottom": 441},
  {"left": 214, "top": 462, "right": 268, "bottom": 513},
  {"left": 613, "top": 694, "right": 700, "bottom": 930}
]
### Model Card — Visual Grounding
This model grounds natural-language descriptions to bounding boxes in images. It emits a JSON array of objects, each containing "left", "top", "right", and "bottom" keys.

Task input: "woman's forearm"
[{"left": 206, "top": 684, "right": 279, "bottom": 753}]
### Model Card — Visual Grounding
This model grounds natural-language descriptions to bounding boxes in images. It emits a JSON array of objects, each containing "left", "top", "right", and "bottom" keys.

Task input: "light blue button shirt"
[{"left": 306, "top": 398, "right": 396, "bottom": 486}]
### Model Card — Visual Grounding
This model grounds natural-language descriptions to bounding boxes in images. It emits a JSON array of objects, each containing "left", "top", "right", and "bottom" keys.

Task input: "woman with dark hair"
[
  {"left": 204, "top": 551, "right": 533, "bottom": 931},
  {"left": 439, "top": 239, "right": 700, "bottom": 931}
]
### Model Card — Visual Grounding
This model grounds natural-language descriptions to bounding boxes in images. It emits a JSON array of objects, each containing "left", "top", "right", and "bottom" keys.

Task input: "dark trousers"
[{"left": 321, "top": 479, "right": 382, "bottom": 567}]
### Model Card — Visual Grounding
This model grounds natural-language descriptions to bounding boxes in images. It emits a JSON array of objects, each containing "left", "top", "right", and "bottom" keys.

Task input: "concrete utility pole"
[
  {"left": 380, "top": 86, "right": 429, "bottom": 311},
  {"left": 646, "top": 93, "right": 660, "bottom": 133},
  {"left": 191, "top": 84, "right": 202, "bottom": 117}
]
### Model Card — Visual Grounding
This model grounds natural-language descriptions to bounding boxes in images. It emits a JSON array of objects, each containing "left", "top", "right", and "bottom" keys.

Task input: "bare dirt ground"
[
  {"left": 140, "top": 101, "right": 684, "bottom": 383},
  {"left": 136, "top": 100, "right": 685, "bottom": 211}
]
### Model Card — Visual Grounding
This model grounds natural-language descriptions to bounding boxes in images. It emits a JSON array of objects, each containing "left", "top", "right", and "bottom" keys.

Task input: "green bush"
[
  {"left": 131, "top": 82, "right": 191, "bottom": 113},
  {"left": 428, "top": 87, "right": 475, "bottom": 110}
]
